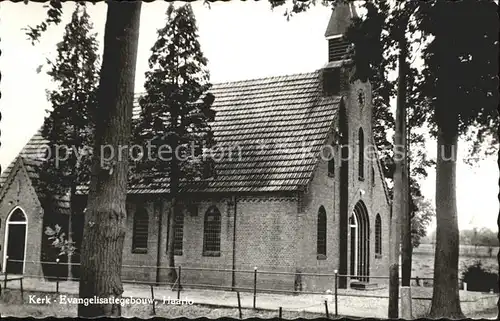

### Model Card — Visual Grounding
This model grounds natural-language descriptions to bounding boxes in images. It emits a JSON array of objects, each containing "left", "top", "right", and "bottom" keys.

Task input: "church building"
[{"left": 0, "top": 4, "right": 391, "bottom": 291}]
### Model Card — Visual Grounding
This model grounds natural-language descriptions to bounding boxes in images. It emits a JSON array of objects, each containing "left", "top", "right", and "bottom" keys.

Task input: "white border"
[{"left": 2, "top": 206, "right": 28, "bottom": 274}]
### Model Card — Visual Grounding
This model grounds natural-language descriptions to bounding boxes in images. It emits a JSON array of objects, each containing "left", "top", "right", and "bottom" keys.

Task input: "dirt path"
[{"left": 2, "top": 276, "right": 497, "bottom": 318}]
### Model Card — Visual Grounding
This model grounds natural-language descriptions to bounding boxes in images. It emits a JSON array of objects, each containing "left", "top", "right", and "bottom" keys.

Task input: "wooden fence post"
[
  {"left": 253, "top": 267, "right": 257, "bottom": 309},
  {"left": 237, "top": 291, "right": 242, "bottom": 319},
  {"left": 334, "top": 269, "right": 338, "bottom": 317},
  {"left": 177, "top": 265, "right": 182, "bottom": 300},
  {"left": 56, "top": 258, "right": 60, "bottom": 293},
  {"left": 4, "top": 256, "right": 8, "bottom": 291},
  {"left": 150, "top": 285, "right": 155, "bottom": 315}
]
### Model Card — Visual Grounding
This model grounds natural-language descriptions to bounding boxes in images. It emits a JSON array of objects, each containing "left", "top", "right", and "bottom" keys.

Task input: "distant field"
[{"left": 412, "top": 244, "right": 498, "bottom": 281}]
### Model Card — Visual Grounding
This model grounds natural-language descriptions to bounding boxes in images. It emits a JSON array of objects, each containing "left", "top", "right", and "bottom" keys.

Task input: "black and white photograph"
[{"left": 0, "top": 0, "right": 498, "bottom": 319}]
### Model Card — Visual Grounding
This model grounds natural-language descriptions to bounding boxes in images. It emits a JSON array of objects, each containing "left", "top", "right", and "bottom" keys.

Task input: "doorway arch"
[
  {"left": 349, "top": 201, "right": 370, "bottom": 282},
  {"left": 3, "top": 207, "right": 28, "bottom": 274}
]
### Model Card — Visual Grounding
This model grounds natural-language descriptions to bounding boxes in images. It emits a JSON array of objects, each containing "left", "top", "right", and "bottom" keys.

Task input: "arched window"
[
  {"left": 328, "top": 157, "right": 335, "bottom": 177},
  {"left": 132, "top": 207, "right": 149, "bottom": 253},
  {"left": 371, "top": 166, "right": 376, "bottom": 187},
  {"left": 173, "top": 211, "right": 184, "bottom": 256},
  {"left": 4, "top": 207, "right": 28, "bottom": 274},
  {"left": 375, "top": 214, "right": 382, "bottom": 256},
  {"left": 358, "top": 128, "right": 364, "bottom": 180},
  {"left": 203, "top": 206, "right": 221, "bottom": 256},
  {"left": 317, "top": 206, "right": 327, "bottom": 258},
  {"left": 9, "top": 209, "right": 27, "bottom": 222}
]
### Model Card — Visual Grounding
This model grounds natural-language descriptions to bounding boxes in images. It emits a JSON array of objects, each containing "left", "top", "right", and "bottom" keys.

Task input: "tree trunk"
[
  {"left": 496, "top": 148, "right": 499, "bottom": 319},
  {"left": 77, "top": 2, "right": 141, "bottom": 317},
  {"left": 400, "top": 37, "right": 411, "bottom": 289},
  {"left": 165, "top": 140, "right": 179, "bottom": 286},
  {"left": 166, "top": 196, "right": 178, "bottom": 287},
  {"left": 429, "top": 126, "right": 464, "bottom": 318},
  {"left": 68, "top": 185, "right": 76, "bottom": 281},
  {"left": 155, "top": 198, "right": 165, "bottom": 284},
  {"left": 165, "top": 72, "right": 180, "bottom": 286},
  {"left": 388, "top": 35, "right": 408, "bottom": 319}
]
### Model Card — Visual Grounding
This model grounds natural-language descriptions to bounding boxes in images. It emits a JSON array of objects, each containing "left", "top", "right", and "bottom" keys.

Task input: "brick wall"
[
  {"left": 343, "top": 77, "right": 391, "bottom": 284},
  {"left": 0, "top": 163, "right": 44, "bottom": 276},
  {"left": 0, "top": 76, "right": 390, "bottom": 292},
  {"left": 120, "top": 194, "right": 303, "bottom": 291},
  {"left": 121, "top": 197, "right": 159, "bottom": 282},
  {"left": 293, "top": 75, "right": 391, "bottom": 291},
  {"left": 299, "top": 134, "right": 339, "bottom": 292},
  {"left": 369, "top": 153, "right": 391, "bottom": 282},
  {"left": 233, "top": 195, "right": 299, "bottom": 290},
  {"left": 89, "top": 75, "right": 392, "bottom": 291},
  {"left": 172, "top": 197, "right": 234, "bottom": 288}
]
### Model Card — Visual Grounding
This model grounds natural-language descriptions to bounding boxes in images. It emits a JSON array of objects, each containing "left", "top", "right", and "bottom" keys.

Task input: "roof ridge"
[
  {"left": 0, "top": 157, "right": 24, "bottom": 203},
  {"left": 133, "top": 70, "right": 321, "bottom": 98},
  {"left": 211, "top": 70, "right": 320, "bottom": 87}
]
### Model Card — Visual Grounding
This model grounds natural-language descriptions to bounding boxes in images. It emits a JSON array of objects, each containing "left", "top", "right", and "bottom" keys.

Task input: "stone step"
[{"left": 350, "top": 281, "right": 380, "bottom": 290}]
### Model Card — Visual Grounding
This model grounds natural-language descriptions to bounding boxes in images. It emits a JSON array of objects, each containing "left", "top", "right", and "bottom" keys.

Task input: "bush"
[{"left": 461, "top": 260, "right": 499, "bottom": 293}]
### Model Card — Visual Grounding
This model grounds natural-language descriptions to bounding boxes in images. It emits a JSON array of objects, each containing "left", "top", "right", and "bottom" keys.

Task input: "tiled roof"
[
  {"left": 1, "top": 71, "right": 340, "bottom": 195},
  {"left": 0, "top": 130, "right": 45, "bottom": 195},
  {"left": 182, "top": 71, "right": 340, "bottom": 193},
  {"left": 0, "top": 155, "right": 71, "bottom": 215},
  {"left": 0, "top": 130, "right": 46, "bottom": 185}
]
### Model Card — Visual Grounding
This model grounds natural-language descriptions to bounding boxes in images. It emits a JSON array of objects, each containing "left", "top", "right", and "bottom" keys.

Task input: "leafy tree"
[
  {"left": 334, "top": 1, "right": 498, "bottom": 317},
  {"left": 45, "top": 224, "right": 77, "bottom": 257},
  {"left": 416, "top": 1, "right": 498, "bottom": 317},
  {"left": 270, "top": 1, "right": 433, "bottom": 316},
  {"left": 39, "top": 3, "right": 99, "bottom": 280},
  {"left": 271, "top": 0, "right": 498, "bottom": 317},
  {"left": 478, "top": 228, "right": 498, "bottom": 248},
  {"left": 133, "top": 3, "right": 216, "bottom": 284},
  {"left": 27, "top": 0, "right": 142, "bottom": 317},
  {"left": 343, "top": 2, "right": 426, "bottom": 315},
  {"left": 410, "top": 197, "right": 434, "bottom": 248},
  {"left": 460, "top": 228, "right": 499, "bottom": 248},
  {"left": 24, "top": 0, "right": 64, "bottom": 44}
]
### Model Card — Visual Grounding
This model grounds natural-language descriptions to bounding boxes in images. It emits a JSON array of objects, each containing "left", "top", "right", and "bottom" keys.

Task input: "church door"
[{"left": 350, "top": 201, "right": 370, "bottom": 282}]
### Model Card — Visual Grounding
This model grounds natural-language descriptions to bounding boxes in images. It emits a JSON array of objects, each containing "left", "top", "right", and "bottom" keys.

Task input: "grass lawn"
[
  {"left": 412, "top": 244, "right": 498, "bottom": 281},
  {"left": 472, "top": 307, "right": 498, "bottom": 320}
]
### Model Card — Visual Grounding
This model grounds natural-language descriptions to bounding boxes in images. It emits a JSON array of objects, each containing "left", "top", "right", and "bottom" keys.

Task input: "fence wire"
[{"left": 2, "top": 258, "right": 483, "bottom": 319}]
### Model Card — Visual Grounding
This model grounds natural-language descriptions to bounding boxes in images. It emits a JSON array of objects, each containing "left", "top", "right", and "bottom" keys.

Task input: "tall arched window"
[
  {"left": 4, "top": 207, "right": 28, "bottom": 274},
  {"left": 358, "top": 128, "right": 364, "bottom": 180},
  {"left": 328, "top": 157, "right": 335, "bottom": 177},
  {"left": 375, "top": 214, "right": 382, "bottom": 256},
  {"left": 132, "top": 207, "right": 149, "bottom": 253},
  {"left": 317, "top": 206, "right": 327, "bottom": 258},
  {"left": 173, "top": 211, "right": 184, "bottom": 256},
  {"left": 371, "top": 166, "right": 376, "bottom": 187},
  {"left": 203, "top": 206, "right": 221, "bottom": 256}
]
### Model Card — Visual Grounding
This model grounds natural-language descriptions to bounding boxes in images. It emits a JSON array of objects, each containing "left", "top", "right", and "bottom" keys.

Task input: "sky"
[{"left": 0, "top": 1, "right": 498, "bottom": 230}]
